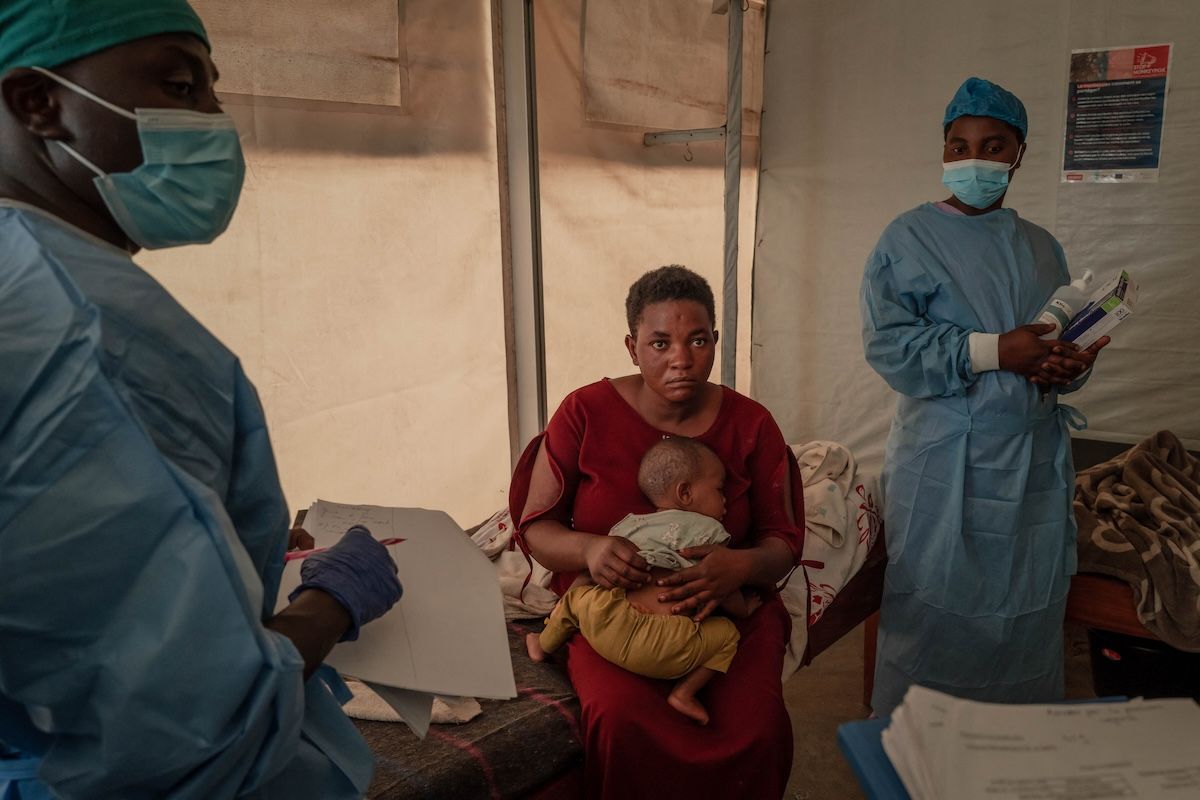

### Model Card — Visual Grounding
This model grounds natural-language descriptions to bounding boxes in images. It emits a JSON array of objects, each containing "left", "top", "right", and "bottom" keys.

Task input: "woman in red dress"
[{"left": 510, "top": 266, "right": 806, "bottom": 799}]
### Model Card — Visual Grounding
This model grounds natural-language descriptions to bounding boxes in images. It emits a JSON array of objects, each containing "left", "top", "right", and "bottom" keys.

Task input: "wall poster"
[{"left": 1063, "top": 43, "right": 1172, "bottom": 183}]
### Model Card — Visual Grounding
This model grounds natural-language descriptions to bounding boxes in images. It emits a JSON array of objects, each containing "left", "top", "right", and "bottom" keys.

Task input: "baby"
[{"left": 526, "top": 437, "right": 759, "bottom": 724}]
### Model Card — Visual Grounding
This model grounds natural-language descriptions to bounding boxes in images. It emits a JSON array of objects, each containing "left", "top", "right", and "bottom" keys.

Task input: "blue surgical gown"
[
  {"left": 860, "top": 203, "right": 1084, "bottom": 716},
  {"left": 0, "top": 202, "right": 372, "bottom": 798}
]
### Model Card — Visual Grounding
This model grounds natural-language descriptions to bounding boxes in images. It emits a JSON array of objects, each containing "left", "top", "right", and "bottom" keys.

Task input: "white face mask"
[
  {"left": 34, "top": 66, "right": 245, "bottom": 249},
  {"left": 941, "top": 146, "right": 1024, "bottom": 209}
]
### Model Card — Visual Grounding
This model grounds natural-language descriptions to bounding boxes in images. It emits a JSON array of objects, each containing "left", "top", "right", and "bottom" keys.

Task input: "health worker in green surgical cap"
[
  {"left": 859, "top": 77, "right": 1109, "bottom": 715},
  {"left": 0, "top": 2, "right": 401, "bottom": 797}
]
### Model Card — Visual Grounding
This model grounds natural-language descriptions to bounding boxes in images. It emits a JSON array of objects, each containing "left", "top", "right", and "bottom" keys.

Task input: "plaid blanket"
[
  {"left": 355, "top": 621, "right": 581, "bottom": 799},
  {"left": 1074, "top": 431, "right": 1200, "bottom": 652}
]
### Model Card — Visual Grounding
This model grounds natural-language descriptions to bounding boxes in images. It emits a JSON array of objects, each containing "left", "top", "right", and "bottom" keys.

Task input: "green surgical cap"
[
  {"left": 943, "top": 77, "right": 1028, "bottom": 138},
  {"left": 0, "top": 0, "right": 209, "bottom": 77}
]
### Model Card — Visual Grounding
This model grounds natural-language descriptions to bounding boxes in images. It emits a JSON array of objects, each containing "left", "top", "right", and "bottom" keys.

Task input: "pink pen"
[{"left": 286, "top": 536, "right": 406, "bottom": 561}]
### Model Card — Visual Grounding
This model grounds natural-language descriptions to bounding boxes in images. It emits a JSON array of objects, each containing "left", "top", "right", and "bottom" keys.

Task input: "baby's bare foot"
[
  {"left": 667, "top": 691, "right": 710, "bottom": 725},
  {"left": 525, "top": 632, "right": 546, "bottom": 662}
]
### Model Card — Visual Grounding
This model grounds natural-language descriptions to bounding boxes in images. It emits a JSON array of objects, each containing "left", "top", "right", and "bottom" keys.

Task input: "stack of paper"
[
  {"left": 279, "top": 500, "right": 517, "bottom": 737},
  {"left": 882, "top": 686, "right": 1200, "bottom": 799}
]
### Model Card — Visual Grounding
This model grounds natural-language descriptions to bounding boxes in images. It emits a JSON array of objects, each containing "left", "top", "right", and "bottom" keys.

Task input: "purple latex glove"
[{"left": 289, "top": 525, "right": 402, "bottom": 641}]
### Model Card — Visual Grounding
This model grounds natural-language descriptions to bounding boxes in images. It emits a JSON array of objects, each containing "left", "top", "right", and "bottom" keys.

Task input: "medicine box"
[{"left": 1062, "top": 270, "right": 1138, "bottom": 349}]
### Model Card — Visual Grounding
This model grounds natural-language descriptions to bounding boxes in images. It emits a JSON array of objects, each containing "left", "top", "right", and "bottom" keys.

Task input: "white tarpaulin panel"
[
  {"left": 192, "top": 0, "right": 407, "bottom": 108},
  {"left": 582, "top": 0, "right": 763, "bottom": 135},
  {"left": 139, "top": 0, "right": 511, "bottom": 527},
  {"left": 753, "top": 0, "right": 1200, "bottom": 474},
  {"left": 1052, "top": 2, "right": 1199, "bottom": 446},
  {"left": 535, "top": 0, "right": 763, "bottom": 411}
]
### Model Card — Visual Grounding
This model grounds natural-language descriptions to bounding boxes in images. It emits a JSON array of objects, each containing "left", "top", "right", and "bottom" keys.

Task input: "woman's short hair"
[
  {"left": 637, "top": 436, "right": 718, "bottom": 504},
  {"left": 625, "top": 265, "right": 716, "bottom": 335}
]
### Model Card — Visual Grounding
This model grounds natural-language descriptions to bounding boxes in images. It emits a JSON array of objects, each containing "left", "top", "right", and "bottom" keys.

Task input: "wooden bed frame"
[{"left": 805, "top": 532, "right": 888, "bottom": 666}]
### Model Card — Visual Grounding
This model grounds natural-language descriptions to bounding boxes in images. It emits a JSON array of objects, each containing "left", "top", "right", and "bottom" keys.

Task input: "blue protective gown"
[
  {"left": 861, "top": 202, "right": 1085, "bottom": 716},
  {"left": 0, "top": 202, "right": 372, "bottom": 798}
]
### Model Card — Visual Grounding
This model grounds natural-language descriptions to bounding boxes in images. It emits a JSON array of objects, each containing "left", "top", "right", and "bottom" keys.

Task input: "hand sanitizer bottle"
[{"left": 1037, "top": 269, "right": 1095, "bottom": 339}]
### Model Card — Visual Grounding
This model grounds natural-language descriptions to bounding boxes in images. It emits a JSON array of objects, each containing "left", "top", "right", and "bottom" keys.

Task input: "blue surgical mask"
[
  {"left": 33, "top": 67, "right": 245, "bottom": 250},
  {"left": 941, "top": 150, "right": 1022, "bottom": 209}
]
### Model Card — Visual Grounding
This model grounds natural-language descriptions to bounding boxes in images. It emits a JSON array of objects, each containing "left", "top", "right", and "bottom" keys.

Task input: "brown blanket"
[{"left": 1074, "top": 431, "right": 1200, "bottom": 651}]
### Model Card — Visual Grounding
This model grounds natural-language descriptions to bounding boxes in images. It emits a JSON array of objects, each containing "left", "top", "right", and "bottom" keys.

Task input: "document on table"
[
  {"left": 278, "top": 500, "right": 517, "bottom": 705},
  {"left": 883, "top": 685, "right": 1200, "bottom": 799}
]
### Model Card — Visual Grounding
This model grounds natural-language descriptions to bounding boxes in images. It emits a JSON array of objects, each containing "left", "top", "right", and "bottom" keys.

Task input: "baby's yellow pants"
[{"left": 539, "top": 585, "right": 739, "bottom": 678}]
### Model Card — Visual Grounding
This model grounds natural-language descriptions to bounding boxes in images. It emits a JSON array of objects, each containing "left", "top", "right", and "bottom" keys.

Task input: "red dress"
[{"left": 510, "top": 380, "right": 806, "bottom": 800}]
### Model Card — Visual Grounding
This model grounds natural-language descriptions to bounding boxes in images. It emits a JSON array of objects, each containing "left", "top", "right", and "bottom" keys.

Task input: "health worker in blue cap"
[
  {"left": 0, "top": 2, "right": 402, "bottom": 797},
  {"left": 859, "top": 77, "right": 1110, "bottom": 715}
]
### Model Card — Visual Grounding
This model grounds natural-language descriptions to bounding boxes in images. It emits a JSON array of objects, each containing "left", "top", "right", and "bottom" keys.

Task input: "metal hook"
[{"left": 683, "top": 142, "right": 694, "bottom": 162}]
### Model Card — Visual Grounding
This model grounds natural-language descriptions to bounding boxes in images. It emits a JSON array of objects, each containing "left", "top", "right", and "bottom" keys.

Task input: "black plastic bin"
[{"left": 1088, "top": 627, "right": 1200, "bottom": 700}]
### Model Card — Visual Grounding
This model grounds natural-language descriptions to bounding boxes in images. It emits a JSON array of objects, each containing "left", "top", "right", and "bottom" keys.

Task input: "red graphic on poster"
[{"left": 1131, "top": 45, "right": 1170, "bottom": 78}]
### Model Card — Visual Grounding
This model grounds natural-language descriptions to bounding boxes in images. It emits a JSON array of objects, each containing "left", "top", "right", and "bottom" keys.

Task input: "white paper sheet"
[
  {"left": 363, "top": 682, "right": 435, "bottom": 739},
  {"left": 883, "top": 686, "right": 1200, "bottom": 800},
  {"left": 280, "top": 500, "right": 516, "bottom": 700}
]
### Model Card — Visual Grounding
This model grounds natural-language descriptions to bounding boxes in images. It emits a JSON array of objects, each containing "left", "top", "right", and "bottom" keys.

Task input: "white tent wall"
[
  {"left": 138, "top": 0, "right": 513, "bottom": 527},
  {"left": 753, "top": 0, "right": 1200, "bottom": 474},
  {"left": 533, "top": 0, "right": 763, "bottom": 413}
]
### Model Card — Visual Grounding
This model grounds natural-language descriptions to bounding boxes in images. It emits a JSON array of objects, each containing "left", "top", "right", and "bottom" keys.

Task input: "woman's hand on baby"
[
  {"left": 584, "top": 536, "right": 651, "bottom": 589},
  {"left": 656, "top": 545, "right": 752, "bottom": 623}
]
